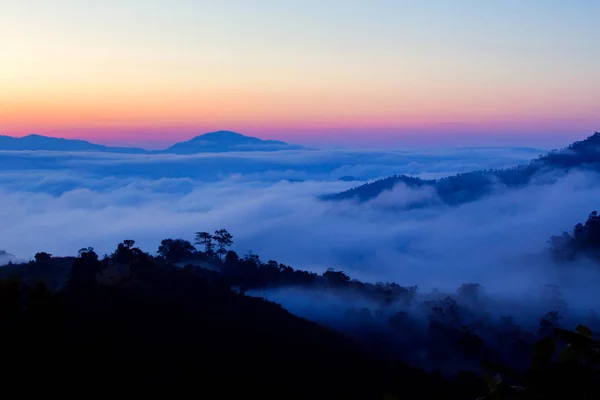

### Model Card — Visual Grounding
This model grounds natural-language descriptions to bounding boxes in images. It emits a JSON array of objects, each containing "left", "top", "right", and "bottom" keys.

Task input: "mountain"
[
  {"left": 0, "top": 134, "right": 147, "bottom": 153},
  {"left": 0, "top": 246, "right": 481, "bottom": 399},
  {"left": 323, "top": 132, "right": 600, "bottom": 207},
  {"left": 338, "top": 175, "right": 364, "bottom": 182},
  {"left": 162, "top": 130, "right": 303, "bottom": 154},
  {"left": 0, "top": 131, "right": 302, "bottom": 154}
]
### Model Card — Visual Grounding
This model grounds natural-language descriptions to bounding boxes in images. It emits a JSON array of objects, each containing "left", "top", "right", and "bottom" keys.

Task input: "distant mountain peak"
[
  {"left": 164, "top": 130, "right": 301, "bottom": 154},
  {"left": 0, "top": 134, "right": 147, "bottom": 154},
  {"left": 198, "top": 130, "right": 247, "bottom": 139},
  {"left": 22, "top": 133, "right": 73, "bottom": 140},
  {"left": 190, "top": 130, "right": 283, "bottom": 142},
  {"left": 0, "top": 131, "right": 301, "bottom": 154},
  {"left": 186, "top": 130, "right": 273, "bottom": 143},
  {"left": 324, "top": 131, "right": 600, "bottom": 208}
]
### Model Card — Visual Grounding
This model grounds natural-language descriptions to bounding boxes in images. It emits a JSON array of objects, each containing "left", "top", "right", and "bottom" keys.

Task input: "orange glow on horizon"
[
  {"left": 2, "top": 82, "right": 597, "bottom": 139},
  {"left": 1, "top": 1, "right": 598, "bottom": 145}
]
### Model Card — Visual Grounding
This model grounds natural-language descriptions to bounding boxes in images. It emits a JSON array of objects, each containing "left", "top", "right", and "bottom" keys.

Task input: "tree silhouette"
[
  {"left": 213, "top": 229, "right": 233, "bottom": 261},
  {"left": 242, "top": 250, "right": 261, "bottom": 267},
  {"left": 456, "top": 283, "right": 482, "bottom": 302},
  {"left": 549, "top": 210, "right": 600, "bottom": 261},
  {"left": 323, "top": 268, "right": 350, "bottom": 286},
  {"left": 157, "top": 239, "right": 195, "bottom": 262},
  {"left": 112, "top": 240, "right": 146, "bottom": 266},
  {"left": 78, "top": 247, "right": 99, "bottom": 262},
  {"left": 34, "top": 252, "right": 52, "bottom": 263},
  {"left": 195, "top": 232, "right": 215, "bottom": 256},
  {"left": 70, "top": 247, "right": 102, "bottom": 285},
  {"left": 224, "top": 250, "right": 239, "bottom": 265}
]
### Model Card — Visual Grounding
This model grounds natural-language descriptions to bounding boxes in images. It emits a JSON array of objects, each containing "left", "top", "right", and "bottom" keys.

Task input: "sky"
[{"left": 1, "top": 0, "right": 599, "bottom": 148}]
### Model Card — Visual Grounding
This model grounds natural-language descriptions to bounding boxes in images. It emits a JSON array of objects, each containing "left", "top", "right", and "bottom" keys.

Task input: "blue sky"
[{"left": 1, "top": 0, "right": 598, "bottom": 147}]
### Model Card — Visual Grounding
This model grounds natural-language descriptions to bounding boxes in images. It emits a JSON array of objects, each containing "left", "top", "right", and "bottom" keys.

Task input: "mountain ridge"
[
  {"left": 323, "top": 132, "right": 600, "bottom": 207},
  {"left": 0, "top": 131, "right": 302, "bottom": 154},
  {"left": 163, "top": 130, "right": 303, "bottom": 154},
  {"left": 0, "top": 134, "right": 148, "bottom": 153}
]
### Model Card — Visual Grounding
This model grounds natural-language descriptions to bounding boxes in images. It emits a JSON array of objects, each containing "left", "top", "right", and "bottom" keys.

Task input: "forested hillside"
[
  {"left": 2, "top": 219, "right": 600, "bottom": 399},
  {"left": 324, "top": 132, "right": 600, "bottom": 207}
]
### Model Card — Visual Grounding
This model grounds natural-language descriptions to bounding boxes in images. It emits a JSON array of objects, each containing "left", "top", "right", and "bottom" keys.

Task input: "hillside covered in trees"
[
  {"left": 2, "top": 221, "right": 600, "bottom": 399},
  {"left": 550, "top": 210, "right": 600, "bottom": 262},
  {"left": 324, "top": 132, "right": 600, "bottom": 207}
]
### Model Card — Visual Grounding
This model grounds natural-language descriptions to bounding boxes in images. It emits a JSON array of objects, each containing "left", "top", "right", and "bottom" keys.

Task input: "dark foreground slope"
[
  {"left": 324, "top": 132, "right": 600, "bottom": 206},
  {"left": 4, "top": 230, "right": 600, "bottom": 398},
  {"left": 0, "top": 252, "right": 482, "bottom": 399}
]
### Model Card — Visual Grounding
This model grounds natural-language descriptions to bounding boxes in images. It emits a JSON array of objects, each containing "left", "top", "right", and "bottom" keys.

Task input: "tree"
[
  {"left": 481, "top": 324, "right": 600, "bottom": 400},
  {"left": 70, "top": 247, "right": 103, "bottom": 285},
  {"left": 157, "top": 239, "right": 195, "bottom": 262},
  {"left": 539, "top": 311, "right": 562, "bottom": 338},
  {"left": 242, "top": 251, "right": 261, "bottom": 266},
  {"left": 112, "top": 240, "right": 145, "bottom": 265},
  {"left": 224, "top": 250, "right": 239, "bottom": 266},
  {"left": 78, "top": 247, "right": 99, "bottom": 262},
  {"left": 213, "top": 229, "right": 233, "bottom": 261},
  {"left": 456, "top": 283, "right": 482, "bottom": 302},
  {"left": 323, "top": 268, "right": 350, "bottom": 286},
  {"left": 34, "top": 252, "right": 52, "bottom": 263},
  {"left": 194, "top": 232, "right": 215, "bottom": 256}
]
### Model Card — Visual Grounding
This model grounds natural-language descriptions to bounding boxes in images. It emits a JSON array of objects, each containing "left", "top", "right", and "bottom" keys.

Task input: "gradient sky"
[{"left": 1, "top": 0, "right": 599, "bottom": 148}]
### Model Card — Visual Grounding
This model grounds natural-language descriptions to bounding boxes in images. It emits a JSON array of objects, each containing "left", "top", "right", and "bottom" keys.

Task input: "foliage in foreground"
[{"left": 2, "top": 209, "right": 600, "bottom": 398}]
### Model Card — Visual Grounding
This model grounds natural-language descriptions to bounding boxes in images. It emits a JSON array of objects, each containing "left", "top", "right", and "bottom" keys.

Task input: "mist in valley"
[{"left": 1, "top": 144, "right": 599, "bottom": 373}]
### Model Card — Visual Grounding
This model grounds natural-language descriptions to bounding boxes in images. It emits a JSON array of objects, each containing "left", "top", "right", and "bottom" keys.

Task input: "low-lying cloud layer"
[
  {"left": 1, "top": 145, "right": 598, "bottom": 306},
  {"left": 0, "top": 145, "right": 543, "bottom": 192},
  {"left": 4, "top": 145, "right": 600, "bottom": 375}
]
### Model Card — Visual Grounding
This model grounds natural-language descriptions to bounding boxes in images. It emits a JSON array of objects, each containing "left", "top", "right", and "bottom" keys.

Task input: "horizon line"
[{"left": 0, "top": 130, "right": 570, "bottom": 153}]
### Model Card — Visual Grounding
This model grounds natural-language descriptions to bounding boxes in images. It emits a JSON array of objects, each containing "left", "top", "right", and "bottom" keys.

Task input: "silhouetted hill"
[
  {"left": 0, "top": 256, "right": 74, "bottom": 289},
  {"left": 550, "top": 210, "right": 600, "bottom": 262},
  {"left": 3, "top": 231, "right": 600, "bottom": 399},
  {"left": 324, "top": 132, "right": 600, "bottom": 206},
  {"left": 0, "top": 131, "right": 303, "bottom": 154},
  {"left": 338, "top": 175, "right": 364, "bottom": 182},
  {"left": 162, "top": 130, "right": 303, "bottom": 153},
  {"left": 0, "top": 134, "right": 147, "bottom": 153},
  {"left": 0, "top": 247, "right": 482, "bottom": 399}
]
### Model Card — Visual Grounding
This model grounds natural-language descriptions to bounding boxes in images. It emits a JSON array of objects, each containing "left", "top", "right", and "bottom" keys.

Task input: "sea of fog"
[{"left": 2, "top": 144, "right": 600, "bottom": 312}]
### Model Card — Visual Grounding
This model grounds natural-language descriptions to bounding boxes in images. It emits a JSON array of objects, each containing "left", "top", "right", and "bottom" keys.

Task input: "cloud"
[
  {"left": 6, "top": 146, "right": 600, "bottom": 374},
  {"left": 0, "top": 145, "right": 542, "bottom": 194},
  {"left": 365, "top": 182, "right": 441, "bottom": 209},
  {"left": 1, "top": 146, "right": 599, "bottom": 309}
]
